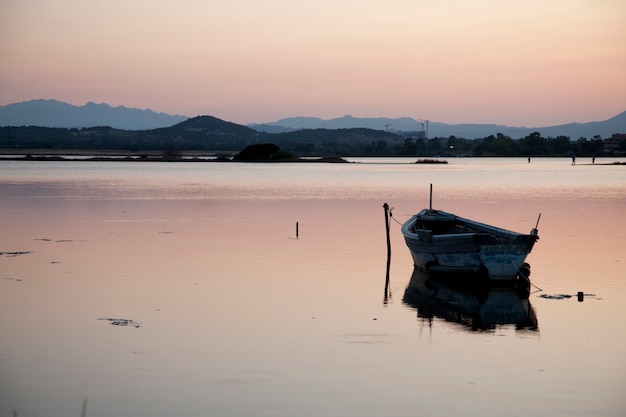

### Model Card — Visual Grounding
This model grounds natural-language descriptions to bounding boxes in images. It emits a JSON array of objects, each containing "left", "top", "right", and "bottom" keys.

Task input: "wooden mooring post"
[{"left": 383, "top": 203, "right": 392, "bottom": 302}]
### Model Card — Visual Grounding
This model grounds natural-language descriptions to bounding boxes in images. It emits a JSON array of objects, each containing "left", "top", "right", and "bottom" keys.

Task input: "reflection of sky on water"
[
  {"left": 0, "top": 159, "right": 625, "bottom": 417},
  {"left": 1, "top": 157, "right": 625, "bottom": 201}
]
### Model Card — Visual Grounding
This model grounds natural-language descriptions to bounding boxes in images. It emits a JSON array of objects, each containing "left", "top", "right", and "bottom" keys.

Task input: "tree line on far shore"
[{"left": 1, "top": 122, "right": 623, "bottom": 157}]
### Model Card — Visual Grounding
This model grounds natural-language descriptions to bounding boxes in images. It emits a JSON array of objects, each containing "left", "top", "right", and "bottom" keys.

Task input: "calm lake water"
[{"left": 1, "top": 157, "right": 625, "bottom": 417}]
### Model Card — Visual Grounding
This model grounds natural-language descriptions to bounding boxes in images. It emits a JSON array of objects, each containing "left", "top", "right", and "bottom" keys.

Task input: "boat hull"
[{"left": 401, "top": 210, "right": 538, "bottom": 281}]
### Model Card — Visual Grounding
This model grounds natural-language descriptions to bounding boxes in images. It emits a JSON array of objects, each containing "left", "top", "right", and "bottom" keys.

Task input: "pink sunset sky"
[{"left": 1, "top": 0, "right": 625, "bottom": 127}]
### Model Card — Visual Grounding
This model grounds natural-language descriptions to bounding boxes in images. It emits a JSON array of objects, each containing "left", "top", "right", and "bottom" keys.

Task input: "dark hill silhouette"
[
  {"left": 0, "top": 115, "right": 265, "bottom": 151},
  {"left": 164, "top": 115, "right": 257, "bottom": 135},
  {"left": 144, "top": 116, "right": 262, "bottom": 149},
  {"left": 273, "top": 127, "right": 404, "bottom": 145},
  {"left": 0, "top": 116, "right": 405, "bottom": 154}
]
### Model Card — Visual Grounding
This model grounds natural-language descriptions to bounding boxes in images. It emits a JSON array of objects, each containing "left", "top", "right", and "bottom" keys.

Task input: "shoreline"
[
  {"left": 0, "top": 153, "right": 623, "bottom": 165},
  {"left": 0, "top": 153, "right": 352, "bottom": 163}
]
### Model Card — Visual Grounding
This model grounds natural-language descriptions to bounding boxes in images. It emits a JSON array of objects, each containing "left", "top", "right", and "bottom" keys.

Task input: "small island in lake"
[
  {"left": 231, "top": 143, "right": 348, "bottom": 163},
  {"left": 414, "top": 159, "right": 448, "bottom": 164}
]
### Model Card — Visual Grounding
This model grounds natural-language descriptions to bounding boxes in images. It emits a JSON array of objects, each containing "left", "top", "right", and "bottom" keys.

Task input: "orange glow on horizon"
[{"left": 1, "top": 0, "right": 624, "bottom": 126}]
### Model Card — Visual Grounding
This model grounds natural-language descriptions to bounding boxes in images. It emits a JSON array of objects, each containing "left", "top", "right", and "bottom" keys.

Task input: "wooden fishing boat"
[{"left": 401, "top": 188, "right": 539, "bottom": 281}]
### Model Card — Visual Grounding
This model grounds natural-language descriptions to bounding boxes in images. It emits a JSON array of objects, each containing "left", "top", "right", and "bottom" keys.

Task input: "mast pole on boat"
[
  {"left": 532, "top": 212, "right": 542, "bottom": 234},
  {"left": 429, "top": 183, "right": 433, "bottom": 211}
]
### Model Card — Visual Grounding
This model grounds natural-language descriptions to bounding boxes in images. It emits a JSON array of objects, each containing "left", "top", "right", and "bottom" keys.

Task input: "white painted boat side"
[{"left": 401, "top": 210, "right": 538, "bottom": 280}]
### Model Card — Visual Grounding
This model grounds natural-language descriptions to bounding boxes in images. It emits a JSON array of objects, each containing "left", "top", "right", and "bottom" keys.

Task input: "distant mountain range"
[
  {"left": 250, "top": 113, "right": 626, "bottom": 139},
  {"left": 3, "top": 114, "right": 624, "bottom": 157},
  {"left": 1, "top": 99, "right": 624, "bottom": 139},
  {"left": 0, "top": 99, "right": 188, "bottom": 130}
]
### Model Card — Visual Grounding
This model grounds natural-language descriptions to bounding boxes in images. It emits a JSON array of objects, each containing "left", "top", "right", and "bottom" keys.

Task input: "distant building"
[{"left": 603, "top": 134, "right": 626, "bottom": 153}]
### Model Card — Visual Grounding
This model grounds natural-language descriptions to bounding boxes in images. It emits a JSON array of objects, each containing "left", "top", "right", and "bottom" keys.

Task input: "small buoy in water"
[{"left": 577, "top": 291, "right": 584, "bottom": 302}]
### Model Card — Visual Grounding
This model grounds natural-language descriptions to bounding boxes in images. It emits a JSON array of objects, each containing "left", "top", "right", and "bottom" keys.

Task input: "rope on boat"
[
  {"left": 485, "top": 236, "right": 546, "bottom": 295},
  {"left": 387, "top": 206, "right": 404, "bottom": 226}
]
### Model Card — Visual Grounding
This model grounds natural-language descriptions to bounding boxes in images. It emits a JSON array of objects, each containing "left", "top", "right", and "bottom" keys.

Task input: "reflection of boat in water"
[
  {"left": 401, "top": 187, "right": 540, "bottom": 281},
  {"left": 402, "top": 268, "right": 538, "bottom": 332}
]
